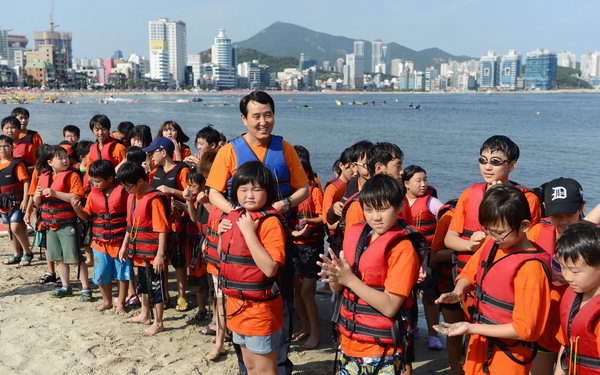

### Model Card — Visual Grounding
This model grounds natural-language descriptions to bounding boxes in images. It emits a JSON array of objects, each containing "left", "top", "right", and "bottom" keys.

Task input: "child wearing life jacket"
[
  {"left": 11, "top": 107, "right": 43, "bottom": 174},
  {"left": 184, "top": 125, "right": 221, "bottom": 166},
  {"left": 144, "top": 136, "right": 190, "bottom": 312},
  {"left": 217, "top": 160, "right": 287, "bottom": 375},
  {"left": 323, "top": 148, "right": 354, "bottom": 251},
  {"left": 553, "top": 221, "right": 600, "bottom": 375},
  {"left": 435, "top": 184, "right": 551, "bottom": 375},
  {"left": 319, "top": 174, "right": 421, "bottom": 374},
  {"left": 34, "top": 145, "right": 92, "bottom": 301},
  {"left": 71, "top": 160, "right": 132, "bottom": 313},
  {"left": 526, "top": 177, "right": 585, "bottom": 375},
  {"left": 111, "top": 121, "right": 134, "bottom": 144},
  {"left": 403, "top": 165, "right": 444, "bottom": 351},
  {"left": 156, "top": 120, "right": 192, "bottom": 162},
  {"left": 85, "top": 115, "right": 126, "bottom": 188},
  {"left": 116, "top": 161, "right": 170, "bottom": 336},
  {"left": 289, "top": 145, "right": 325, "bottom": 350},
  {"left": 0, "top": 133, "right": 32, "bottom": 266},
  {"left": 3, "top": 114, "right": 35, "bottom": 174}
]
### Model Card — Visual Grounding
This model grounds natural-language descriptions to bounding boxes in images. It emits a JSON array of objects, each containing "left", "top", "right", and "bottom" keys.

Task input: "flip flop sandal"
[
  {"left": 38, "top": 272, "right": 56, "bottom": 284},
  {"left": 20, "top": 253, "right": 34, "bottom": 266},
  {"left": 3, "top": 255, "right": 21, "bottom": 265},
  {"left": 50, "top": 287, "right": 74, "bottom": 298},
  {"left": 176, "top": 297, "right": 189, "bottom": 311}
]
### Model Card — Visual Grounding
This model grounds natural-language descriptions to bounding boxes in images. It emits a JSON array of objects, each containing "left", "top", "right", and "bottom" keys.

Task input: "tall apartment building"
[
  {"left": 524, "top": 49, "right": 557, "bottom": 90},
  {"left": 580, "top": 52, "right": 600, "bottom": 79},
  {"left": 347, "top": 40, "right": 365, "bottom": 89},
  {"left": 209, "top": 28, "right": 236, "bottom": 89},
  {"left": 0, "top": 30, "right": 9, "bottom": 60},
  {"left": 372, "top": 39, "right": 387, "bottom": 73},
  {"left": 557, "top": 51, "right": 577, "bottom": 69},
  {"left": 479, "top": 50, "right": 500, "bottom": 89},
  {"left": 148, "top": 18, "right": 187, "bottom": 87},
  {"left": 499, "top": 50, "right": 521, "bottom": 90},
  {"left": 33, "top": 30, "right": 72, "bottom": 69}
]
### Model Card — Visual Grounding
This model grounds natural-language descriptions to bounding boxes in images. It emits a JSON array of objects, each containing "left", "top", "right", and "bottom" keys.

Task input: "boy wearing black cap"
[
  {"left": 527, "top": 177, "right": 585, "bottom": 375},
  {"left": 143, "top": 137, "right": 190, "bottom": 311}
]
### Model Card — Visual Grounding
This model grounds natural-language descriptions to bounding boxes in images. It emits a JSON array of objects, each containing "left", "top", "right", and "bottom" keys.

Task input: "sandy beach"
[{"left": 0, "top": 233, "right": 450, "bottom": 375}]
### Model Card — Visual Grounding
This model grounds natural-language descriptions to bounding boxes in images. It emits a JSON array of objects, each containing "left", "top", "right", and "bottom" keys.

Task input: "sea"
[{"left": 9, "top": 92, "right": 600, "bottom": 208}]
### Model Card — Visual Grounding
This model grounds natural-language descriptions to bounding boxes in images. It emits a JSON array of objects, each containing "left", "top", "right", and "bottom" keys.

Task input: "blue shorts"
[
  {"left": 1, "top": 208, "right": 24, "bottom": 224},
  {"left": 232, "top": 329, "right": 282, "bottom": 355},
  {"left": 93, "top": 249, "right": 132, "bottom": 285}
]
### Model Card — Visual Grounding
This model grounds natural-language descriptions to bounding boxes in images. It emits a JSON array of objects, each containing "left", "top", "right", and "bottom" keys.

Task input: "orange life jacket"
[
  {"left": 203, "top": 205, "right": 224, "bottom": 269},
  {"left": 559, "top": 287, "right": 600, "bottom": 374},
  {"left": 126, "top": 190, "right": 167, "bottom": 262},
  {"left": 409, "top": 186, "right": 437, "bottom": 244},
  {"left": 0, "top": 158, "right": 25, "bottom": 209},
  {"left": 88, "top": 184, "right": 128, "bottom": 243},
  {"left": 39, "top": 170, "right": 79, "bottom": 227},
  {"left": 218, "top": 207, "right": 284, "bottom": 301},
  {"left": 13, "top": 130, "right": 37, "bottom": 166}
]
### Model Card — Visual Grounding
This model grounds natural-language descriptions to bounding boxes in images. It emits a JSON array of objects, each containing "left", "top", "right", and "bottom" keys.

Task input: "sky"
[{"left": 3, "top": 0, "right": 599, "bottom": 60}]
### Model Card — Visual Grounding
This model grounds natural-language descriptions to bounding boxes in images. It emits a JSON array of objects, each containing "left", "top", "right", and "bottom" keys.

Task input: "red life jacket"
[
  {"left": 219, "top": 207, "right": 284, "bottom": 301},
  {"left": 84, "top": 139, "right": 121, "bottom": 188},
  {"left": 13, "top": 130, "right": 37, "bottom": 166},
  {"left": 0, "top": 158, "right": 25, "bottom": 209},
  {"left": 559, "top": 287, "right": 600, "bottom": 374},
  {"left": 454, "top": 182, "right": 531, "bottom": 275},
  {"left": 434, "top": 203, "right": 456, "bottom": 294},
  {"left": 338, "top": 221, "right": 415, "bottom": 347},
  {"left": 324, "top": 176, "right": 344, "bottom": 190},
  {"left": 409, "top": 186, "right": 437, "bottom": 244},
  {"left": 88, "top": 184, "right": 128, "bottom": 243},
  {"left": 532, "top": 219, "right": 556, "bottom": 256},
  {"left": 203, "top": 205, "right": 224, "bottom": 269},
  {"left": 289, "top": 181, "right": 324, "bottom": 242},
  {"left": 126, "top": 190, "right": 167, "bottom": 262},
  {"left": 470, "top": 239, "right": 550, "bottom": 370},
  {"left": 39, "top": 170, "right": 79, "bottom": 227}
]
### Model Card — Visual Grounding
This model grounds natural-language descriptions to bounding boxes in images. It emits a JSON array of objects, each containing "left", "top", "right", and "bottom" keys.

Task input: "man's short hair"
[
  {"left": 88, "top": 159, "right": 116, "bottom": 179},
  {"left": 480, "top": 135, "right": 520, "bottom": 162},
  {"left": 239, "top": 91, "right": 275, "bottom": 118},
  {"left": 347, "top": 140, "right": 374, "bottom": 163},
  {"left": 89, "top": 114, "right": 111, "bottom": 131},
  {"left": 195, "top": 125, "right": 221, "bottom": 146},
  {"left": 117, "top": 121, "right": 134, "bottom": 136},
  {"left": 63, "top": 125, "right": 81, "bottom": 137},
  {"left": 366, "top": 142, "right": 404, "bottom": 176}
]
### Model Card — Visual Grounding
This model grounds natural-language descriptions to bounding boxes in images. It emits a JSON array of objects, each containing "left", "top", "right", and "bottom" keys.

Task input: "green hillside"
[{"left": 199, "top": 48, "right": 299, "bottom": 73}]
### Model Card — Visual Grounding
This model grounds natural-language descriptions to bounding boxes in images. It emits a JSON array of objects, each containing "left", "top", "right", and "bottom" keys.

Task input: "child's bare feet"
[
  {"left": 124, "top": 314, "right": 151, "bottom": 325},
  {"left": 302, "top": 335, "right": 319, "bottom": 349},
  {"left": 141, "top": 322, "right": 164, "bottom": 336},
  {"left": 115, "top": 304, "right": 127, "bottom": 314},
  {"left": 96, "top": 302, "right": 113, "bottom": 312}
]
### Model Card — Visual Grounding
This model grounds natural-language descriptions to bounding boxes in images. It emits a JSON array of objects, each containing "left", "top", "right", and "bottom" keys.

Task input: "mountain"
[{"left": 235, "top": 22, "right": 472, "bottom": 71}]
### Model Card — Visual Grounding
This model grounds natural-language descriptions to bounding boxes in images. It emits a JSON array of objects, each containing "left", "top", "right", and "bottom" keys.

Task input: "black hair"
[
  {"left": 88, "top": 159, "right": 116, "bottom": 179},
  {"left": 366, "top": 142, "right": 404, "bottom": 176},
  {"left": 117, "top": 121, "right": 134, "bottom": 136},
  {"left": 294, "top": 145, "right": 317, "bottom": 181},
  {"left": 0, "top": 134, "right": 13, "bottom": 145},
  {"left": 129, "top": 125, "right": 153, "bottom": 148},
  {"left": 115, "top": 161, "right": 147, "bottom": 185},
  {"left": 347, "top": 140, "right": 374, "bottom": 163},
  {"left": 556, "top": 221, "right": 600, "bottom": 267},
  {"left": 1, "top": 116, "right": 21, "bottom": 129},
  {"left": 63, "top": 125, "right": 80, "bottom": 137},
  {"left": 125, "top": 146, "right": 146, "bottom": 165},
  {"left": 480, "top": 135, "right": 520, "bottom": 162},
  {"left": 75, "top": 140, "right": 93, "bottom": 162},
  {"left": 219, "top": 132, "right": 226, "bottom": 145},
  {"left": 239, "top": 91, "right": 275, "bottom": 118},
  {"left": 332, "top": 158, "right": 341, "bottom": 177},
  {"left": 339, "top": 147, "right": 352, "bottom": 165},
  {"left": 479, "top": 184, "right": 531, "bottom": 232},
  {"left": 89, "top": 114, "right": 111, "bottom": 131},
  {"left": 230, "top": 161, "right": 276, "bottom": 207},
  {"left": 35, "top": 144, "right": 54, "bottom": 174},
  {"left": 186, "top": 167, "right": 206, "bottom": 186},
  {"left": 402, "top": 165, "right": 426, "bottom": 182},
  {"left": 157, "top": 120, "right": 190, "bottom": 143},
  {"left": 49, "top": 145, "right": 67, "bottom": 160},
  {"left": 195, "top": 125, "right": 221, "bottom": 146},
  {"left": 10, "top": 107, "right": 29, "bottom": 119},
  {"left": 360, "top": 174, "right": 406, "bottom": 210}
]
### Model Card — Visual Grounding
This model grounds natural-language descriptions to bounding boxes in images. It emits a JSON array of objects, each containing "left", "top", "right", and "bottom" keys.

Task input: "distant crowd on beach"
[{"left": 2, "top": 91, "right": 600, "bottom": 375}]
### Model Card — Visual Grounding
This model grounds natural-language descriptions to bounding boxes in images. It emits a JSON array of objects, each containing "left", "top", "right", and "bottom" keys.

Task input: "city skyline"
[{"left": 2, "top": 0, "right": 599, "bottom": 60}]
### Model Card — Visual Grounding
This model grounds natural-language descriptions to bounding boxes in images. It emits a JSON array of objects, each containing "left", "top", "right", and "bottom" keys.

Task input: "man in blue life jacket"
[{"left": 206, "top": 90, "right": 308, "bottom": 375}]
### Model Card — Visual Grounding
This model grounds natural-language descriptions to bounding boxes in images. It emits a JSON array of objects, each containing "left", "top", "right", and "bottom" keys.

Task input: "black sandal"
[{"left": 38, "top": 272, "right": 56, "bottom": 284}]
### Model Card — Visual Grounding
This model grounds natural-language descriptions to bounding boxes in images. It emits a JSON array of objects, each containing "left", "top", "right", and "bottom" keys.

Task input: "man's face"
[
  {"left": 93, "top": 124, "right": 109, "bottom": 144},
  {"left": 241, "top": 101, "right": 274, "bottom": 145}
]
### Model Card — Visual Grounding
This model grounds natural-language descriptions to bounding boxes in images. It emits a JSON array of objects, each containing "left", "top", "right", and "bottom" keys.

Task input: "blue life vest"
[{"left": 227, "top": 135, "right": 291, "bottom": 199}]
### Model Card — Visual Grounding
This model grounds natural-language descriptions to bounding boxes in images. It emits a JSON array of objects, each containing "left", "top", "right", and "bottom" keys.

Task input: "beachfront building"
[
  {"left": 580, "top": 51, "right": 600, "bottom": 79},
  {"left": 524, "top": 49, "right": 557, "bottom": 90},
  {"left": 33, "top": 30, "right": 72, "bottom": 70},
  {"left": 187, "top": 54, "right": 202, "bottom": 87},
  {"left": 237, "top": 60, "right": 270, "bottom": 90},
  {"left": 499, "top": 50, "right": 521, "bottom": 90},
  {"left": 479, "top": 50, "right": 500, "bottom": 90},
  {"left": 24, "top": 60, "right": 54, "bottom": 86},
  {"left": 25, "top": 45, "right": 67, "bottom": 85},
  {"left": 372, "top": 39, "right": 388, "bottom": 74},
  {"left": 148, "top": 18, "right": 187, "bottom": 88},
  {"left": 557, "top": 51, "right": 577, "bottom": 69},
  {"left": 208, "top": 28, "right": 236, "bottom": 89}
]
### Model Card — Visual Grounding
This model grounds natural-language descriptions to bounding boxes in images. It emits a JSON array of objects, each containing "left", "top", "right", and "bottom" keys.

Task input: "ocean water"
[{"left": 8, "top": 92, "right": 600, "bottom": 207}]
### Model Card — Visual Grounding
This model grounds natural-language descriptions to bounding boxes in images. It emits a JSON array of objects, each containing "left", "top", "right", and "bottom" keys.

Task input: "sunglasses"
[{"left": 478, "top": 156, "right": 509, "bottom": 166}]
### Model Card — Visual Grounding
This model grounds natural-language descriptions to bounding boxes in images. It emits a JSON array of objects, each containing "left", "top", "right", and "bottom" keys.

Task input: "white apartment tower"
[
  {"left": 148, "top": 18, "right": 187, "bottom": 87},
  {"left": 557, "top": 51, "right": 577, "bottom": 69},
  {"left": 210, "top": 28, "right": 236, "bottom": 89}
]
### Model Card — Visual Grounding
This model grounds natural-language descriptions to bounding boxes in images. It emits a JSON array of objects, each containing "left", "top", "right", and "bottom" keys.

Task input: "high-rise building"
[
  {"left": 113, "top": 50, "right": 123, "bottom": 59},
  {"left": 209, "top": 28, "right": 236, "bottom": 89},
  {"left": 499, "top": 50, "right": 521, "bottom": 90},
  {"left": 479, "top": 50, "right": 500, "bottom": 89},
  {"left": 354, "top": 40, "right": 365, "bottom": 57},
  {"left": 524, "top": 49, "right": 557, "bottom": 90},
  {"left": 0, "top": 29, "right": 8, "bottom": 60},
  {"left": 187, "top": 54, "right": 201, "bottom": 87},
  {"left": 148, "top": 18, "right": 187, "bottom": 87},
  {"left": 580, "top": 52, "right": 600, "bottom": 79},
  {"left": 391, "top": 58, "right": 403, "bottom": 76},
  {"left": 557, "top": 51, "right": 577, "bottom": 69},
  {"left": 372, "top": 39, "right": 383, "bottom": 72},
  {"left": 33, "top": 30, "right": 72, "bottom": 69}
]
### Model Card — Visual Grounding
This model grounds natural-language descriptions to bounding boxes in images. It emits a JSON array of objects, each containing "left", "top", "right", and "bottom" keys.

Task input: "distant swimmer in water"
[
  {"left": 408, "top": 103, "right": 414, "bottom": 109},
  {"left": 415, "top": 104, "right": 420, "bottom": 110}
]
